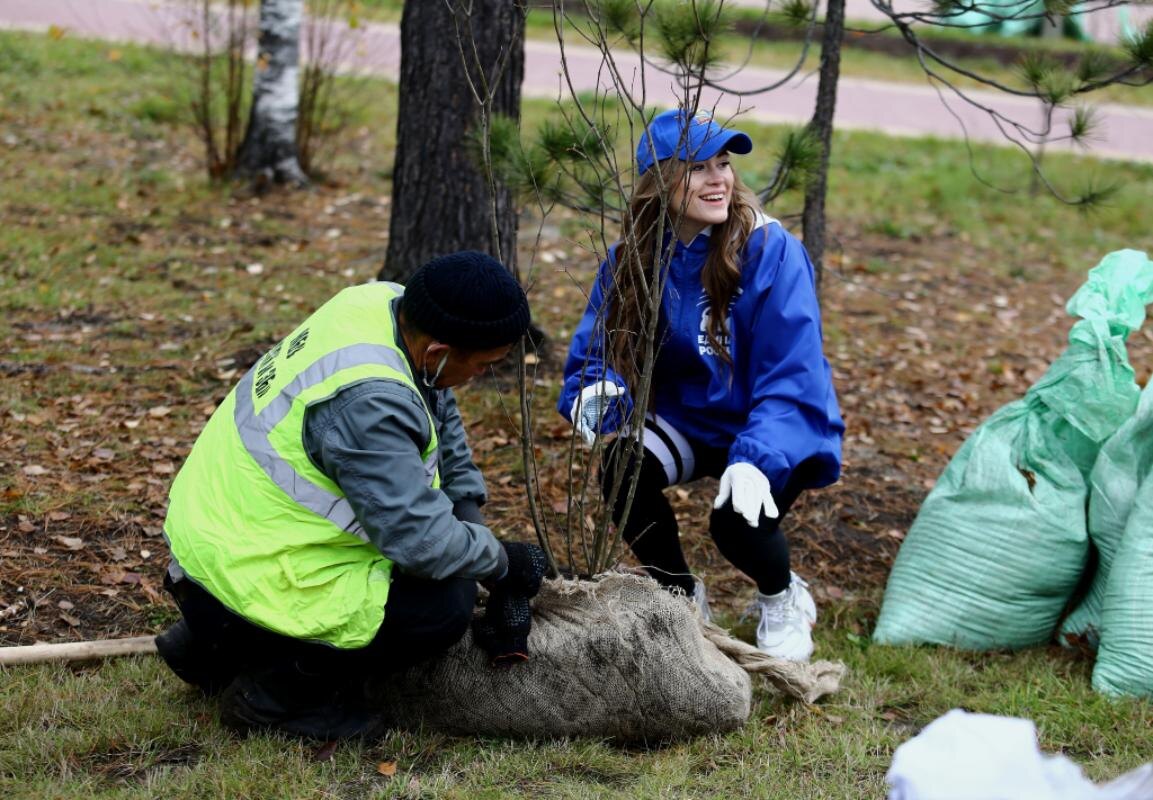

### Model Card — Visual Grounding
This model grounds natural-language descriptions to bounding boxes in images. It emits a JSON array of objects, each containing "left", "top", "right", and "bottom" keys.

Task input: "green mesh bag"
[
  {"left": 1059, "top": 385, "right": 1153, "bottom": 648},
  {"left": 1093, "top": 471, "right": 1153, "bottom": 698},
  {"left": 874, "top": 250, "right": 1153, "bottom": 650}
]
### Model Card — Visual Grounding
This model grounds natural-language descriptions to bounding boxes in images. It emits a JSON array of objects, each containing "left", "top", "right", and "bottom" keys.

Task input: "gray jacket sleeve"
[
  {"left": 432, "top": 388, "right": 487, "bottom": 507},
  {"left": 303, "top": 380, "right": 506, "bottom": 582}
]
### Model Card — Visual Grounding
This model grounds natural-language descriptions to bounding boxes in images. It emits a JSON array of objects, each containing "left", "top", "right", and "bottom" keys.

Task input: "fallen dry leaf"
[
  {"left": 52, "top": 536, "right": 85, "bottom": 551},
  {"left": 101, "top": 569, "right": 142, "bottom": 586},
  {"left": 140, "top": 578, "right": 163, "bottom": 604},
  {"left": 22, "top": 465, "right": 48, "bottom": 476}
]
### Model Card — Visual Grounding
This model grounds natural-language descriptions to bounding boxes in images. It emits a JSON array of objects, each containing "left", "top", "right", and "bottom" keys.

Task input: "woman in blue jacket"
[{"left": 558, "top": 109, "right": 844, "bottom": 661}]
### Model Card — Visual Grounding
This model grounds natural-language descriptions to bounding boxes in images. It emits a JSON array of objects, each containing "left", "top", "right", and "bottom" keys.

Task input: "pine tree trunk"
[
  {"left": 235, "top": 0, "right": 308, "bottom": 186},
  {"left": 801, "top": 0, "right": 846, "bottom": 292},
  {"left": 379, "top": 0, "right": 525, "bottom": 283}
]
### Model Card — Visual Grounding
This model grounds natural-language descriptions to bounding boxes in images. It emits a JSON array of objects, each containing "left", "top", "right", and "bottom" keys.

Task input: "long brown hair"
[{"left": 604, "top": 157, "right": 763, "bottom": 395}]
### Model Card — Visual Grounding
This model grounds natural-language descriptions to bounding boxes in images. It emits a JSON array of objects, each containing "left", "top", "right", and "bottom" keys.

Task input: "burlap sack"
[{"left": 370, "top": 573, "right": 844, "bottom": 742}]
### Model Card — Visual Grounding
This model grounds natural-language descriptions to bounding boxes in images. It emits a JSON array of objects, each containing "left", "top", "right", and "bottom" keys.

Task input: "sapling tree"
[
  {"left": 473, "top": 1, "right": 823, "bottom": 577},
  {"left": 448, "top": 0, "right": 1151, "bottom": 578},
  {"left": 296, "top": 0, "right": 367, "bottom": 176},
  {"left": 176, "top": 0, "right": 366, "bottom": 184},
  {"left": 182, "top": 0, "right": 253, "bottom": 179}
]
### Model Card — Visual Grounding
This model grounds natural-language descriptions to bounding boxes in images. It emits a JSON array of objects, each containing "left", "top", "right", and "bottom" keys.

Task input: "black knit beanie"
[{"left": 400, "top": 251, "right": 531, "bottom": 350}]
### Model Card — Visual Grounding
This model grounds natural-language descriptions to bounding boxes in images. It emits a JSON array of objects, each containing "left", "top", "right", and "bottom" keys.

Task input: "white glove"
[
  {"left": 714, "top": 462, "right": 779, "bottom": 527},
  {"left": 569, "top": 381, "right": 627, "bottom": 446}
]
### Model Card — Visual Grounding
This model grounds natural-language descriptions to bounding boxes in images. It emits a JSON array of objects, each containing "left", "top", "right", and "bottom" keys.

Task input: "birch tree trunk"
[
  {"left": 235, "top": 0, "right": 309, "bottom": 186},
  {"left": 379, "top": 0, "right": 525, "bottom": 282}
]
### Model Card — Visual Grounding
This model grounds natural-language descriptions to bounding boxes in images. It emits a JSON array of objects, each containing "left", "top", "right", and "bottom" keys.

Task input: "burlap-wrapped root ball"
[{"left": 369, "top": 573, "right": 844, "bottom": 742}]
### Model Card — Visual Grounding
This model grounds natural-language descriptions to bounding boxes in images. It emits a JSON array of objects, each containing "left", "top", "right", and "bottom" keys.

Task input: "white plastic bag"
[{"left": 886, "top": 709, "right": 1153, "bottom": 800}]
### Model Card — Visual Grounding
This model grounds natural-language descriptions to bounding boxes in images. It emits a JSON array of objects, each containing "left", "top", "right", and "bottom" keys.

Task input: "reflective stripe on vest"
[{"left": 232, "top": 342, "right": 439, "bottom": 539}]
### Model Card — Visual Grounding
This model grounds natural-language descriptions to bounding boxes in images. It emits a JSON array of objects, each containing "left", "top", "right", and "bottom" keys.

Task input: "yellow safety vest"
[{"left": 165, "top": 282, "right": 439, "bottom": 648}]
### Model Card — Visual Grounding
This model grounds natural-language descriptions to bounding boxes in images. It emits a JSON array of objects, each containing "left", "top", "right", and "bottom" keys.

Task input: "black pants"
[
  {"left": 602, "top": 428, "right": 806, "bottom": 597},
  {"left": 164, "top": 570, "right": 476, "bottom": 687}
]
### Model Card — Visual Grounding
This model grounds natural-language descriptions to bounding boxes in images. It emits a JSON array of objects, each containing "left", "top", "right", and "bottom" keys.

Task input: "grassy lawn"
[
  {"left": 2, "top": 29, "right": 1152, "bottom": 799},
  {"left": 4, "top": 630, "right": 1151, "bottom": 799}
]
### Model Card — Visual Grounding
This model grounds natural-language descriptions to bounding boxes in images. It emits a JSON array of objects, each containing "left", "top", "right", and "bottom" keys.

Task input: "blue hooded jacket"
[{"left": 558, "top": 218, "right": 843, "bottom": 493}]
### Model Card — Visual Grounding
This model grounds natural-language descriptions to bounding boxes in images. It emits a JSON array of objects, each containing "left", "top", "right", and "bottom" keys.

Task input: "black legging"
[{"left": 602, "top": 440, "right": 803, "bottom": 597}]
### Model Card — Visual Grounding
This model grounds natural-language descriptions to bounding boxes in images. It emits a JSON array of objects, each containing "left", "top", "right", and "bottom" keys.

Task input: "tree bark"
[
  {"left": 801, "top": 0, "right": 846, "bottom": 293},
  {"left": 235, "top": 0, "right": 309, "bottom": 186},
  {"left": 380, "top": 0, "right": 525, "bottom": 282}
]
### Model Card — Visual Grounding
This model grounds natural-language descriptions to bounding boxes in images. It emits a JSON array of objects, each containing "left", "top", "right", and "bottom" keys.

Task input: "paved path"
[{"left": 3, "top": 0, "right": 1151, "bottom": 163}]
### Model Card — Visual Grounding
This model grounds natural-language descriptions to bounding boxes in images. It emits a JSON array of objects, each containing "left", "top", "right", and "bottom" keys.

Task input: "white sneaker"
[
  {"left": 790, "top": 571, "right": 818, "bottom": 626},
  {"left": 754, "top": 581, "right": 816, "bottom": 662},
  {"left": 691, "top": 578, "right": 713, "bottom": 624}
]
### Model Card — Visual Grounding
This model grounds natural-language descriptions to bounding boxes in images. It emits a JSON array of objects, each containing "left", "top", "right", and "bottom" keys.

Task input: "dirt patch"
[{"left": 1, "top": 515, "right": 170, "bottom": 647}]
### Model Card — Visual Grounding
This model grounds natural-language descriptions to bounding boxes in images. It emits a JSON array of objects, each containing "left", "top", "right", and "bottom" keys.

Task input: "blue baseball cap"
[{"left": 635, "top": 109, "right": 753, "bottom": 175}]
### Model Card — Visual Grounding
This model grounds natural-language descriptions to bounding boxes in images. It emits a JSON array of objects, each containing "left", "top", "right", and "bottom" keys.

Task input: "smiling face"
[{"left": 668, "top": 152, "right": 735, "bottom": 244}]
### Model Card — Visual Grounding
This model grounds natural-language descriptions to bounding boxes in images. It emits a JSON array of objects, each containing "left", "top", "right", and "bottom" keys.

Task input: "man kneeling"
[{"left": 155, "top": 251, "right": 546, "bottom": 739}]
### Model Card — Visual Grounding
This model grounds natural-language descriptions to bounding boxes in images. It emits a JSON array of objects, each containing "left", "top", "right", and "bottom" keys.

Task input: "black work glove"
[
  {"left": 488, "top": 542, "right": 548, "bottom": 599},
  {"left": 473, "top": 590, "right": 533, "bottom": 667},
  {"left": 473, "top": 542, "right": 547, "bottom": 667}
]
